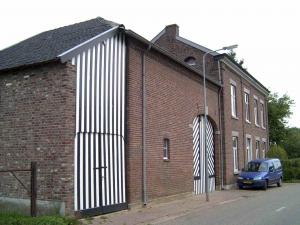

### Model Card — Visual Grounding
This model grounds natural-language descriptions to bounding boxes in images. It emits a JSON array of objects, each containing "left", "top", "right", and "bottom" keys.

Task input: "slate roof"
[{"left": 0, "top": 17, "right": 118, "bottom": 72}]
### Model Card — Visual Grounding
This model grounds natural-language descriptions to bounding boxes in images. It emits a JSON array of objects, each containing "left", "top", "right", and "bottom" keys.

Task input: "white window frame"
[
  {"left": 231, "top": 83, "right": 237, "bottom": 118},
  {"left": 246, "top": 135, "right": 252, "bottom": 163},
  {"left": 262, "top": 141, "right": 266, "bottom": 158},
  {"left": 254, "top": 97, "right": 259, "bottom": 126},
  {"left": 260, "top": 100, "right": 266, "bottom": 129},
  {"left": 255, "top": 140, "right": 260, "bottom": 159},
  {"left": 232, "top": 136, "right": 239, "bottom": 174},
  {"left": 163, "top": 138, "right": 170, "bottom": 160},
  {"left": 244, "top": 92, "right": 250, "bottom": 123}
]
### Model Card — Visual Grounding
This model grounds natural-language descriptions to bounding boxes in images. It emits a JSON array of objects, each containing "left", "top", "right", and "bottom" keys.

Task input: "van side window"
[{"left": 274, "top": 160, "right": 282, "bottom": 170}]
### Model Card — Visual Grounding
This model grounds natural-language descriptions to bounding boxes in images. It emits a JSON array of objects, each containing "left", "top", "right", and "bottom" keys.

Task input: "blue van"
[{"left": 237, "top": 158, "right": 283, "bottom": 190}]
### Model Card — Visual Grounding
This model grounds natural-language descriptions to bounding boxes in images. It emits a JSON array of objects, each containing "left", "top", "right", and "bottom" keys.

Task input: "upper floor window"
[
  {"left": 254, "top": 98, "right": 259, "bottom": 126},
  {"left": 231, "top": 84, "right": 237, "bottom": 118},
  {"left": 260, "top": 101, "right": 266, "bottom": 128},
  {"left": 232, "top": 136, "right": 239, "bottom": 174},
  {"left": 245, "top": 92, "right": 250, "bottom": 122},
  {"left": 163, "top": 138, "right": 170, "bottom": 160}
]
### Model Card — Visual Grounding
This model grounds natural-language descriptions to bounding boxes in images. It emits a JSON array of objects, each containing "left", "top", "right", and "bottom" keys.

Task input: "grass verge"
[{"left": 0, "top": 212, "right": 79, "bottom": 225}]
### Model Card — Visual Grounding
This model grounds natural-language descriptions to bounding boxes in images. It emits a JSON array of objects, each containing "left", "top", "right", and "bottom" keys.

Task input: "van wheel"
[
  {"left": 277, "top": 178, "right": 282, "bottom": 187},
  {"left": 263, "top": 180, "right": 268, "bottom": 190}
]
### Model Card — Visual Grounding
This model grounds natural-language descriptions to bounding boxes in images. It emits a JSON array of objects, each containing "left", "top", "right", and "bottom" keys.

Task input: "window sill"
[
  {"left": 163, "top": 158, "right": 170, "bottom": 162},
  {"left": 232, "top": 116, "right": 239, "bottom": 120},
  {"left": 246, "top": 120, "right": 251, "bottom": 124},
  {"left": 255, "top": 123, "right": 260, "bottom": 128},
  {"left": 234, "top": 171, "right": 240, "bottom": 175},
  {"left": 261, "top": 126, "right": 266, "bottom": 130}
]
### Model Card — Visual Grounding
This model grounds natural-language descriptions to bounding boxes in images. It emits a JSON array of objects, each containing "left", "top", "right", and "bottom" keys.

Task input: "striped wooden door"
[
  {"left": 192, "top": 116, "right": 215, "bottom": 195},
  {"left": 73, "top": 32, "right": 127, "bottom": 215}
]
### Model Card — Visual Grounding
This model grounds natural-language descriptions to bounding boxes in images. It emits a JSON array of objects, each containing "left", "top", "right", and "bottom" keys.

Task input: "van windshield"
[{"left": 245, "top": 162, "right": 268, "bottom": 172}]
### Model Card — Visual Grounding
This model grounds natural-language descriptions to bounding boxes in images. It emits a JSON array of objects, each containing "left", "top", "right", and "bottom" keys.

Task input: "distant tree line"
[
  {"left": 227, "top": 51, "right": 299, "bottom": 159},
  {"left": 268, "top": 92, "right": 300, "bottom": 159}
]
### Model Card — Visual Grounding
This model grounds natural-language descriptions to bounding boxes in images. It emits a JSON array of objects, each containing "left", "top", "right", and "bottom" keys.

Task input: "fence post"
[{"left": 31, "top": 162, "right": 37, "bottom": 217}]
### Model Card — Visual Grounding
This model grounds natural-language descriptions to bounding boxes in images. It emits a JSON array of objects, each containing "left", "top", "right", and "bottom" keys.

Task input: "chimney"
[{"left": 165, "top": 24, "right": 179, "bottom": 37}]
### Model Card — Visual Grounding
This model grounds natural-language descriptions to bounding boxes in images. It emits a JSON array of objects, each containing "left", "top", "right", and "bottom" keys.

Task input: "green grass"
[{"left": 0, "top": 212, "right": 80, "bottom": 225}]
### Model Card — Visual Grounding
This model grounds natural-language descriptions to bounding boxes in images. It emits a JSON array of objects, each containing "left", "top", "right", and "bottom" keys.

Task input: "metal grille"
[
  {"left": 192, "top": 116, "right": 215, "bottom": 194},
  {"left": 72, "top": 33, "right": 126, "bottom": 214}
]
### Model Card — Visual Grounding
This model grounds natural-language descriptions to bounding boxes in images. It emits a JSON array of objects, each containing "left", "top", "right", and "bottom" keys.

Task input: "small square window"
[{"left": 163, "top": 138, "right": 170, "bottom": 160}]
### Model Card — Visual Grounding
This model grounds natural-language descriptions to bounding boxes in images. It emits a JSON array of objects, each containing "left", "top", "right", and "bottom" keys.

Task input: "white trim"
[
  {"left": 255, "top": 136, "right": 261, "bottom": 141},
  {"left": 58, "top": 26, "right": 119, "bottom": 61},
  {"left": 244, "top": 87, "right": 250, "bottom": 94},
  {"left": 254, "top": 95, "right": 258, "bottom": 100},
  {"left": 232, "top": 131, "right": 239, "bottom": 137},
  {"left": 261, "top": 138, "right": 267, "bottom": 142},
  {"left": 230, "top": 79, "right": 237, "bottom": 86},
  {"left": 260, "top": 99, "right": 265, "bottom": 104}
]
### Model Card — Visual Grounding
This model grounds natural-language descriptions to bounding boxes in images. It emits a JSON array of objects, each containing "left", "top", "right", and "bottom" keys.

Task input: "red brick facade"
[
  {"left": 126, "top": 38, "right": 222, "bottom": 204},
  {"left": 0, "top": 24, "right": 269, "bottom": 215},
  {"left": 153, "top": 24, "right": 269, "bottom": 187},
  {"left": 0, "top": 62, "right": 76, "bottom": 214}
]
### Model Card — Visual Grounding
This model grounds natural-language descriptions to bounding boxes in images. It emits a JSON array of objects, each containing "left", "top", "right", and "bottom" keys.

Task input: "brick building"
[
  {"left": 152, "top": 24, "right": 269, "bottom": 188},
  {"left": 0, "top": 18, "right": 268, "bottom": 216}
]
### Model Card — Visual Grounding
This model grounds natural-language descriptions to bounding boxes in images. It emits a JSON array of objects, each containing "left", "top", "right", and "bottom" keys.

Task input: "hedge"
[{"left": 282, "top": 158, "right": 300, "bottom": 181}]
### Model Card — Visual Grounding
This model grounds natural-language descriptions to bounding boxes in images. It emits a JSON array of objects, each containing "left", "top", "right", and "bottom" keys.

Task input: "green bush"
[
  {"left": 267, "top": 145, "right": 288, "bottom": 160},
  {"left": 0, "top": 213, "right": 79, "bottom": 225},
  {"left": 282, "top": 158, "right": 300, "bottom": 182}
]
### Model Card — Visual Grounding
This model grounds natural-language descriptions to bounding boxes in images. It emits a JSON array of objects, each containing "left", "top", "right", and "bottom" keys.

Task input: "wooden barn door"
[
  {"left": 73, "top": 32, "right": 127, "bottom": 215},
  {"left": 192, "top": 116, "right": 215, "bottom": 195}
]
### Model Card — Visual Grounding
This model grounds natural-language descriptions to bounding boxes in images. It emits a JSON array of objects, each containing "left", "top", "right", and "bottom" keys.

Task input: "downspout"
[
  {"left": 240, "top": 78, "right": 246, "bottom": 167},
  {"left": 142, "top": 44, "right": 152, "bottom": 206},
  {"left": 217, "top": 60, "right": 224, "bottom": 190}
]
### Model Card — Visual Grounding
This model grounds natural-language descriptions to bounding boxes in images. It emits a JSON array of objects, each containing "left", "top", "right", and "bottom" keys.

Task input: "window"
[
  {"left": 246, "top": 137, "right": 252, "bottom": 163},
  {"left": 262, "top": 142, "right": 266, "bottom": 158},
  {"left": 163, "top": 138, "right": 170, "bottom": 160},
  {"left": 254, "top": 98, "right": 259, "bottom": 126},
  {"left": 255, "top": 140, "right": 260, "bottom": 159},
  {"left": 261, "top": 102, "right": 266, "bottom": 128},
  {"left": 231, "top": 84, "right": 237, "bottom": 117},
  {"left": 184, "top": 56, "right": 196, "bottom": 66},
  {"left": 232, "top": 136, "right": 239, "bottom": 174},
  {"left": 245, "top": 92, "right": 250, "bottom": 122}
]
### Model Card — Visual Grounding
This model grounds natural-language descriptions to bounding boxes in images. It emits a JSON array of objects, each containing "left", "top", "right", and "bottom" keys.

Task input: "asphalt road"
[{"left": 155, "top": 183, "right": 300, "bottom": 225}]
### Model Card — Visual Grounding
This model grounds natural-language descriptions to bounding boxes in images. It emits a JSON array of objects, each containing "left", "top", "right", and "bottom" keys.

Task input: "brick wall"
[
  {"left": 0, "top": 62, "right": 76, "bottom": 214},
  {"left": 126, "top": 38, "right": 221, "bottom": 204},
  {"left": 153, "top": 25, "right": 269, "bottom": 187},
  {"left": 222, "top": 64, "right": 268, "bottom": 185}
]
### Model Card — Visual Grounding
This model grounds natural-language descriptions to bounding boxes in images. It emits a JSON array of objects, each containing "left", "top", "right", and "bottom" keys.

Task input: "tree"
[
  {"left": 268, "top": 93, "right": 294, "bottom": 145},
  {"left": 227, "top": 50, "right": 247, "bottom": 70},
  {"left": 267, "top": 145, "right": 288, "bottom": 160},
  {"left": 283, "top": 127, "right": 300, "bottom": 158}
]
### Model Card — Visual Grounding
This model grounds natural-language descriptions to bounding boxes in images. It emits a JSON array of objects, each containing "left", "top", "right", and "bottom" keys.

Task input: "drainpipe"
[
  {"left": 142, "top": 44, "right": 152, "bottom": 206},
  {"left": 217, "top": 60, "right": 224, "bottom": 190},
  {"left": 240, "top": 78, "right": 246, "bottom": 167}
]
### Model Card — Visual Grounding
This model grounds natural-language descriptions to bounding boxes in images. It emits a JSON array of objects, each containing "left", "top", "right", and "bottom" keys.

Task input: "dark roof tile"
[{"left": 0, "top": 17, "right": 118, "bottom": 71}]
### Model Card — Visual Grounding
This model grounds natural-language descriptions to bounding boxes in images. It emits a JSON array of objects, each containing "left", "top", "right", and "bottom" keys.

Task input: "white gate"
[
  {"left": 73, "top": 32, "right": 127, "bottom": 215},
  {"left": 192, "top": 116, "right": 215, "bottom": 194}
]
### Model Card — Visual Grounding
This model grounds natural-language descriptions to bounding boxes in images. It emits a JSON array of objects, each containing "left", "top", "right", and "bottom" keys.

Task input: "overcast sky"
[{"left": 1, "top": 0, "right": 299, "bottom": 127}]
